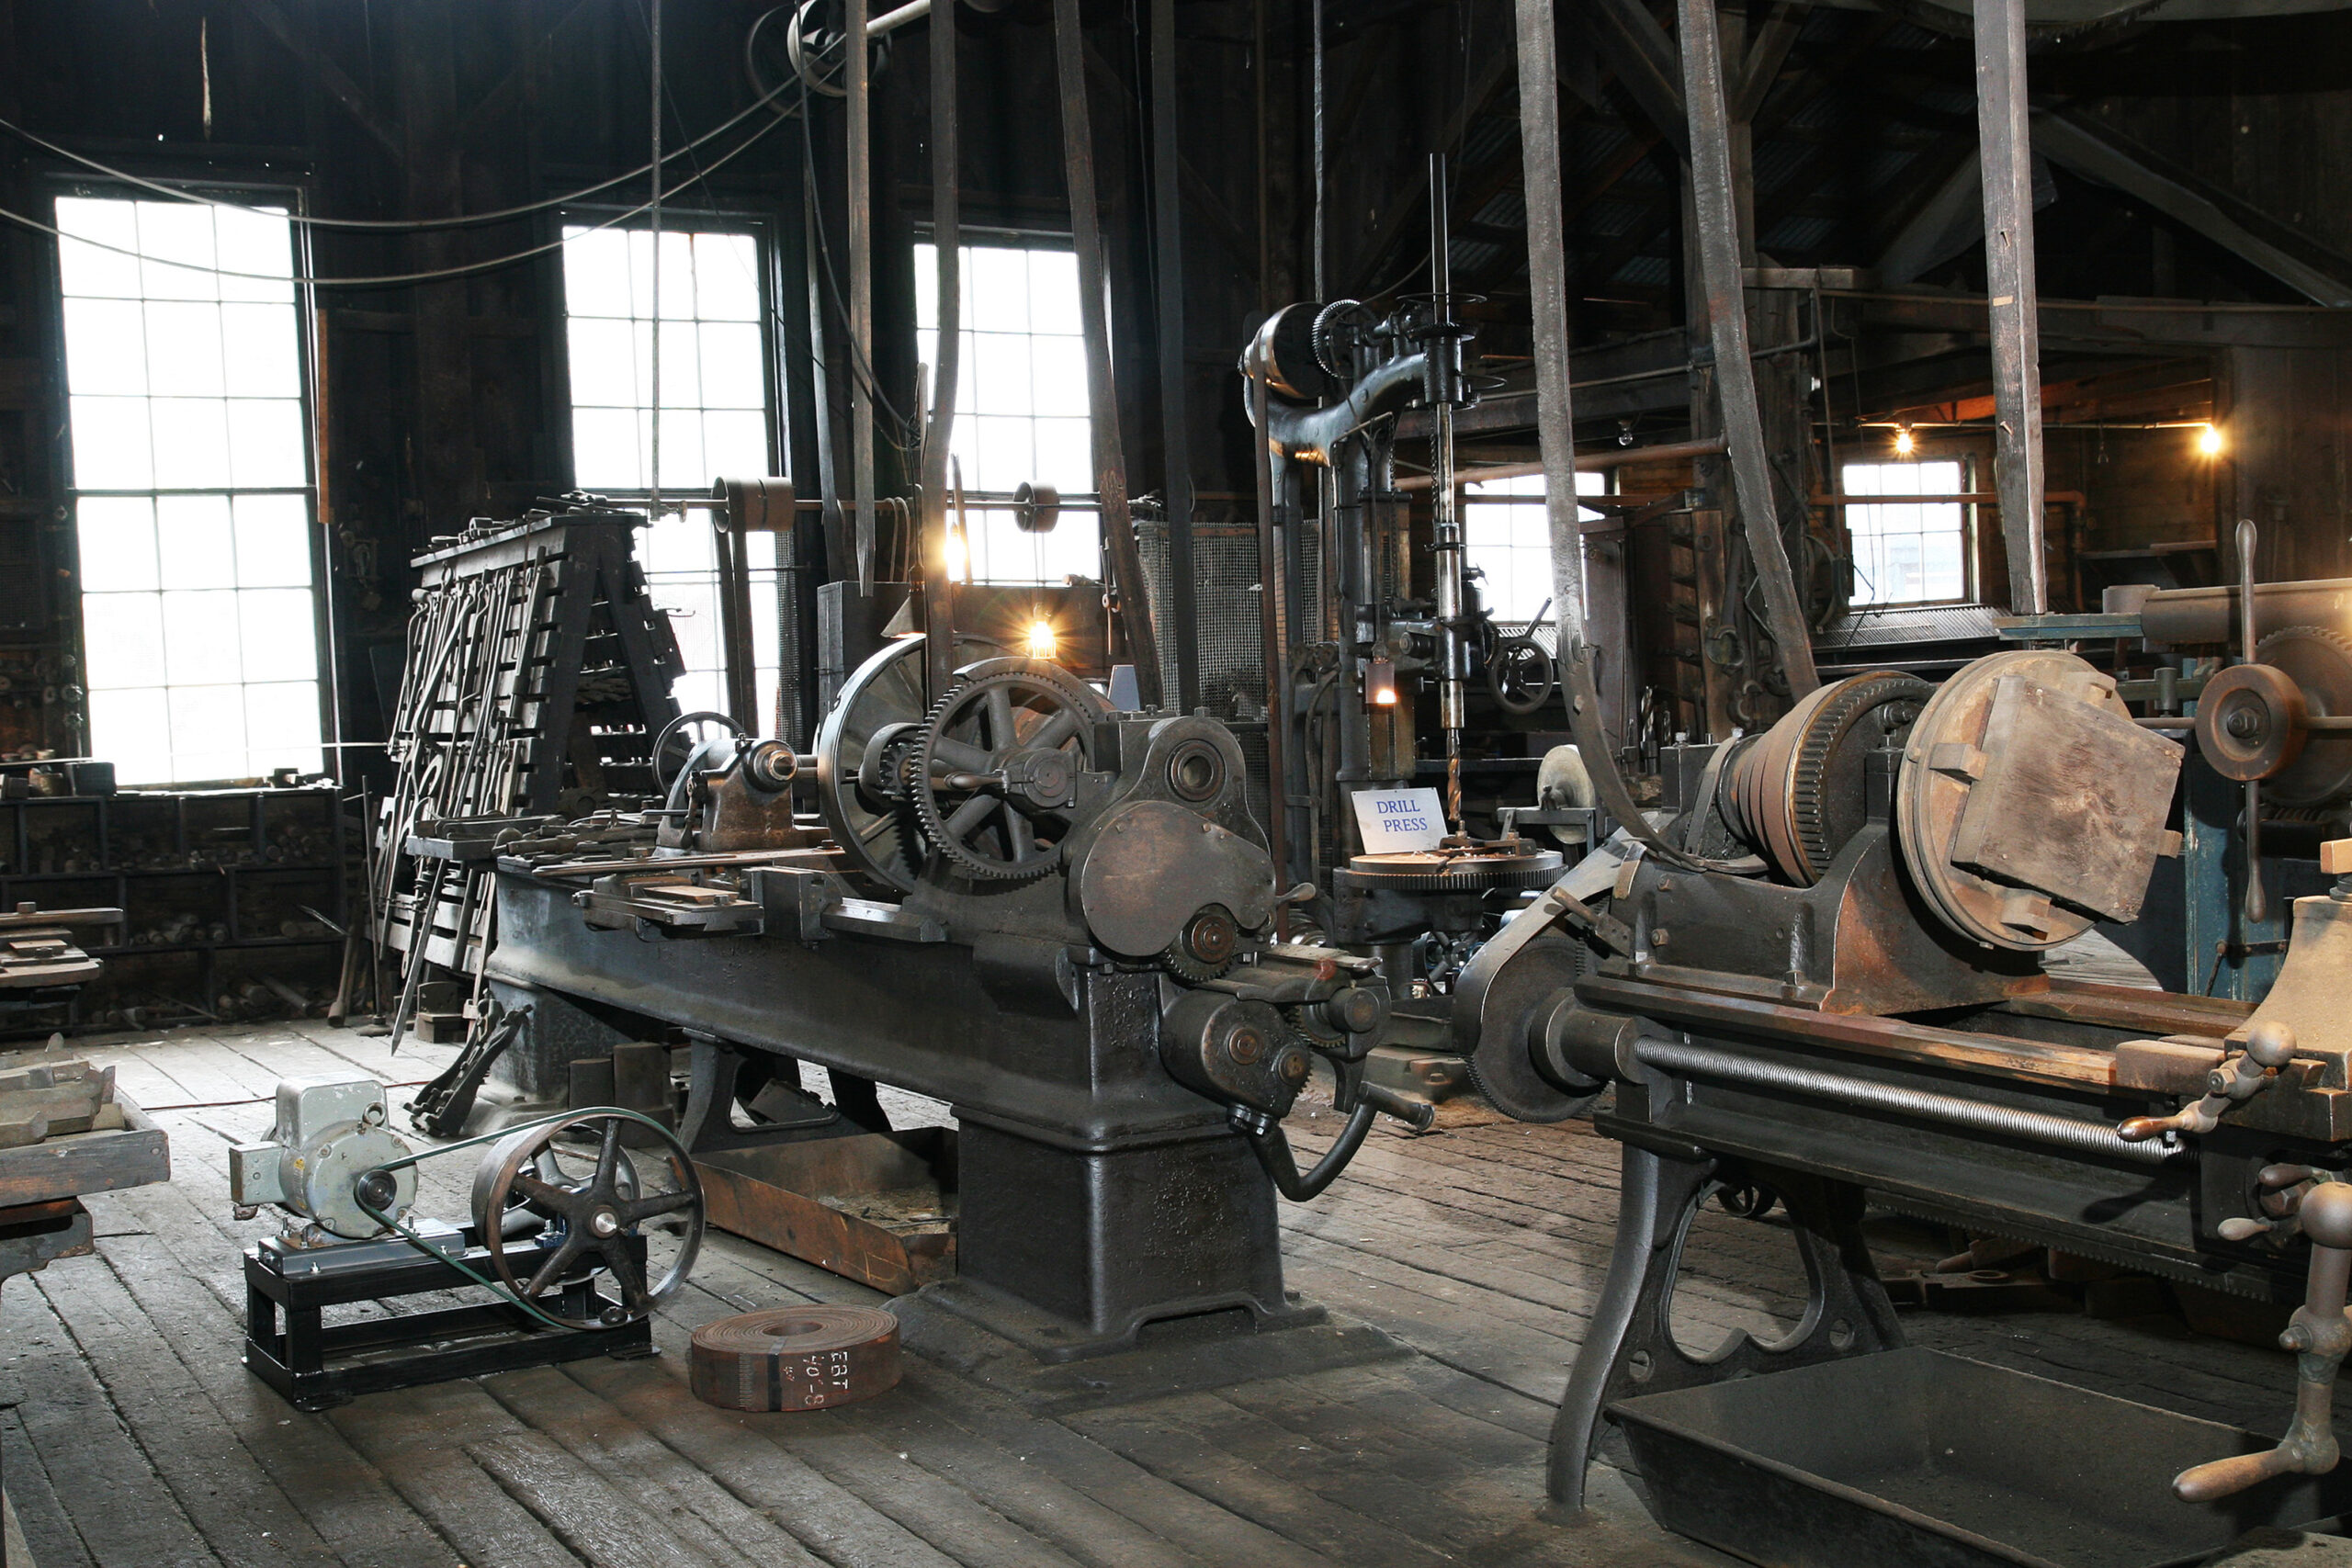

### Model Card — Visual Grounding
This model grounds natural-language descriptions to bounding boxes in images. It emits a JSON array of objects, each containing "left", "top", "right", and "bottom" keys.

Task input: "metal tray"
[{"left": 1610, "top": 1348, "right": 2352, "bottom": 1568}]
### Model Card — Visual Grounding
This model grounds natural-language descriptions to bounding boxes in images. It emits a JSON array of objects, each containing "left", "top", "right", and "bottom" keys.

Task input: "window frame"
[
  {"left": 48, "top": 176, "right": 333, "bottom": 786},
  {"left": 553, "top": 209, "right": 787, "bottom": 725},
  {"left": 551, "top": 205, "right": 785, "bottom": 498},
  {"left": 1461, "top": 468, "right": 1612, "bottom": 628},
  {"left": 1838, "top": 452, "right": 1977, "bottom": 610},
  {"left": 912, "top": 229, "right": 1103, "bottom": 588}
]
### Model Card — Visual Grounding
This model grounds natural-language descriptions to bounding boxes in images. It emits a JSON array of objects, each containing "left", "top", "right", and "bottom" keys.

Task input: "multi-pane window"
[
  {"left": 54, "top": 196, "right": 322, "bottom": 786},
  {"left": 1842, "top": 458, "right": 1967, "bottom": 605},
  {"left": 913, "top": 242, "right": 1098, "bottom": 585},
  {"left": 1463, "top": 471, "right": 1609, "bottom": 624},
  {"left": 560, "top": 225, "right": 779, "bottom": 725}
]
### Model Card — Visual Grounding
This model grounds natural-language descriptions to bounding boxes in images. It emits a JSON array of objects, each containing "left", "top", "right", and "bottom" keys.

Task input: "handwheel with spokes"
[
  {"left": 1487, "top": 635, "right": 1557, "bottom": 716},
  {"left": 469, "top": 1111, "right": 704, "bottom": 1328},
  {"left": 912, "top": 658, "right": 1112, "bottom": 881}
]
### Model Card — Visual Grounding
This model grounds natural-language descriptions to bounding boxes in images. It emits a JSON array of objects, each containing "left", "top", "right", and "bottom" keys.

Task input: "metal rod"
[
  {"left": 1679, "top": 0, "right": 1819, "bottom": 694},
  {"left": 1427, "top": 155, "right": 1467, "bottom": 833},
  {"left": 847, "top": 0, "right": 875, "bottom": 594},
  {"left": 1635, "top": 1037, "right": 2177, "bottom": 1166},
  {"left": 1251, "top": 367, "right": 1290, "bottom": 932},
  {"left": 922, "top": 0, "right": 960, "bottom": 706},
  {"left": 2238, "top": 517, "right": 2266, "bottom": 926},
  {"left": 866, "top": 0, "right": 930, "bottom": 36},
  {"left": 649, "top": 0, "right": 663, "bottom": 522},
  {"left": 1973, "top": 0, "right": 2048, "bottom": 615},
  {"left": 1395, "top": 436, "right": 1729, "bottom": 492},
  {"left": 1514, "top": 0, "right": 1589, "bottom": 660},
  {"left": 1152, "top": 0, "right": 1199, "bottom": 714},
  {"left": 1053, "top": 0, "right": 1163, "bottom": 707}
]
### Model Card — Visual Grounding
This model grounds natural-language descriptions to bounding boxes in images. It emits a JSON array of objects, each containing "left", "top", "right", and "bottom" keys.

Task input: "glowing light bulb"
[
  {"left": 2198, "top": 423, "right": 2224, "bottom": 457},
  {"left": 944, "top": 529, "right": 969, "bottom": 582},
  {"left": 1366, "top": 659, "right": 1399, "bottom": 706},
  {"left": 1894, "top": 425, "right": 1916, "bottom": 457},
  {"left": 1024, "top": 620, "right": 1057, "bottom": 660}
]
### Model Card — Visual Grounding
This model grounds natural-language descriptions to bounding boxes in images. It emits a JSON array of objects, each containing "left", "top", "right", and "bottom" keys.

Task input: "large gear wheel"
[
  {"left": 910, "top": 658, "right": 1111, "bottom": 882},
  {"left": 2255, "top": 626, "right": 2352, "bottom": 808},
  {"left": 814, "top": 633, "right": 1003, "bottom": 893},
  {"left": 1724, "top": 670, "right": 1929, "bottom": 885}
]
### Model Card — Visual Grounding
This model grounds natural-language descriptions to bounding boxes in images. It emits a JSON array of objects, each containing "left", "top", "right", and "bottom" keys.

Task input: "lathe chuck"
[{"left": 689, "top": 1305, "right": 902, "bottom": 1411}]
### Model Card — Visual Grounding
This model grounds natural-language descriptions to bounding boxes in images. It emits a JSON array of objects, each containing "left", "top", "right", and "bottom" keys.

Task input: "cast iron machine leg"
[{"left": 1548, "top": 1138, "right": 1904, "bottom": 1506}]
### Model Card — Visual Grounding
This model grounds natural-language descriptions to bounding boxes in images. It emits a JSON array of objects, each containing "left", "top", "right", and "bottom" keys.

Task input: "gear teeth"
[
  {"left": 1161, "top": 943, "right": 1232, "bottom": 984},
  {"left": 910, "top": 660, "right": 1105, "bottom": 882},
  {"left": 1785, "top": 671, "right": 1931, "bottom": 882}
]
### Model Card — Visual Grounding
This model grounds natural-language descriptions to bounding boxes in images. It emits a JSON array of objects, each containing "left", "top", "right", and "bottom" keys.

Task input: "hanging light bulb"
[
  {"left": 2197, "top": 423, "right": 2224, "bottom": 457},
  {"left": 1025, "top": 619, "right": 1057, "bottom": 660},
  {"left": 1894, "top": 424, "right": 1916, "bottom": 457}
]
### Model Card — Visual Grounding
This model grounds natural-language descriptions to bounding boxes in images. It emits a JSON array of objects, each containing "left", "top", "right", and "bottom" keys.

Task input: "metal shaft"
[
  {"left": 1634, "top": 1036, "right": 2177, "bottom": 1166},
  {"left": 847, "top": 0, "right": 875, "bottom": 593},
  {"left": 1427, "top": 156, "right": 1467, "bottom": 829},
  {"left": 2239, "top": 517, "right": 2266, "bottom": 924}
]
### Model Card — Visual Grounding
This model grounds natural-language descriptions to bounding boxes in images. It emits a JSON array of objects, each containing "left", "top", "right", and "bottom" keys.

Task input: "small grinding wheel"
[{"left": 689, "top": 1305, "right": 902, "bottom": 1412}]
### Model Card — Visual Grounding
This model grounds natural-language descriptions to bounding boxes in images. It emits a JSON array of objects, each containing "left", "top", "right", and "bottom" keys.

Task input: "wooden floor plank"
[
  {"left": 628, "top": 1317, "right": 1093, "bottom": 1568},
  {"left": 327, "top": 1382, "right": 592, "bottom": 1568},
  {"left": 92, "top": 1227, "right": 465, "bottom": 1568},
  {"left": 1068, "top": 1393, "right": 1453, "bottom": 1568},
  {"left": 560, "top": 1354, "right": 964, "bottom": 1568},
  {"left": 887, "top": 1371, "right": 1334, "bottom": 1568},
  {"left": 480, "top": 1365, "right": 828, "bottom": 1568},
  {"left": 468, "top": 1428, "right": 741, "bottom": 1568},
  {"left": 2, "top": 1269, "right": 218, "bottom": 1568},
  {"left": 0, "top": 1404, "right": 96, "bottom": 1568},
  {"left": 31, "top": 1250, "right": 343, "bottom": 1566}
]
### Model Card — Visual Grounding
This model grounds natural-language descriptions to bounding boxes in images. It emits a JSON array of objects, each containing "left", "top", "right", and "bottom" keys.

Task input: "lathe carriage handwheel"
[{"left": 470, "top": 1111, "right": 704, "bottom": 1329}]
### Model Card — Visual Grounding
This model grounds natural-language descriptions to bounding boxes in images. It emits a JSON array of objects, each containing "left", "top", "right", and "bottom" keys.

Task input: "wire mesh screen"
[
  {"left": 773, "top": 566, "right": 807, "bottom": 745},
  {"left": 1136, "top": 521, "right": 1323, "bottom": 719}
]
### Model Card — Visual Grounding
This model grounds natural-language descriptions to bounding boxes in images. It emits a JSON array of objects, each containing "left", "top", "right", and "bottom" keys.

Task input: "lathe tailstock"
[{"left": 1456, "top": 645, "right": 2352, "bottom": 1507}]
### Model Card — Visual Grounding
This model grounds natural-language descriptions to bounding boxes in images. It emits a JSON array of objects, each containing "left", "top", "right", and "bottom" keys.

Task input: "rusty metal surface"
[
  {"left": 2195, "top": 661, "right": 2308, "bottom": 782},
  {"left": 689, "top": 1304, "right": 902, "bottom": 1412},
  {"left": 1897, "top": 650, "right": 2182, "bottom": 948},
  {"left": 695, "top": 1130, "right": 956, "bottom": 1296}
]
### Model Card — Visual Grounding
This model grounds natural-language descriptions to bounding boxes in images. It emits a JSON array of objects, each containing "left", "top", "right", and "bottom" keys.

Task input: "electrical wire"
[
  {"left": 0, "top": 112, "right": 786, "bottom": 289},
  {"left": 0, "top": 73, "right": 800, "bottom": 231}
]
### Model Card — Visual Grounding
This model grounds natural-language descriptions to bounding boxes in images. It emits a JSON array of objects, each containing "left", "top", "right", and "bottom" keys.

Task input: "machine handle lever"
[
  {"left": 2176, "top": 1180, "right": 2352, "bottom": 1502},
  {"left": 2118, "top": 1021, "right": 2296, "bottom": 1143}
]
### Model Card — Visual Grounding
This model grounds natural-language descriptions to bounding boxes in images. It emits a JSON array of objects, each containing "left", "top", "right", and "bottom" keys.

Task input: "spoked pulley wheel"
[
  {"left": 912, "top": 658, "right": 1113, "bottom": 880},
  {"left": 469, "top": 1111, "right": 704, "bottom": 1329}
]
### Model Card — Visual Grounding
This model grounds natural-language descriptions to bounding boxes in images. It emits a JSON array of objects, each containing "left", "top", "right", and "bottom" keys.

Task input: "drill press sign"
[{"left": 1352, "top": 788, "right": 1448, "bottom": 852}]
